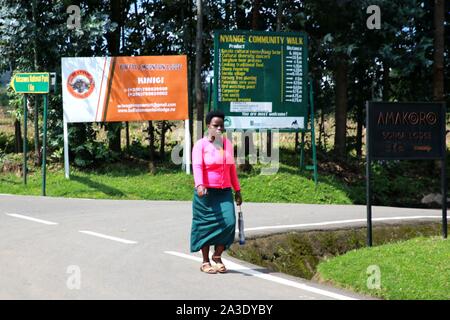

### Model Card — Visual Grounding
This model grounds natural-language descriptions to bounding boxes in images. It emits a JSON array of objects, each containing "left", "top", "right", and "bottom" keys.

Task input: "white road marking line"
[
  {"left": 5, "top": 213, "right": 59, "bottom": 225},
  {"left": 164, "top": 251, "right": 357, "bottom": 300},
  {"left": 78, "top": 230, "right": 138, "bottom": 244},
  {"left": 243, "top": 215, "right": 442, "bottom": 232}
]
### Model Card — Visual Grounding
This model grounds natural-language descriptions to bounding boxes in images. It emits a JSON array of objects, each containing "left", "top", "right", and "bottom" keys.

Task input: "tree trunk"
[
  {"left": 125, "top": 122, "right": 130, "bottom": 152},
  {"left": 225, "top": 0, "right": 231, "bottom": 29},
  {"left": 134, "top": 1, "right": 139, "bottom": 22},
  {"left": 433, "top": 0, "right": 445, "bottom": 171},
  {"left": 142, "top": 0, "right": 148, "bottom": 40},
  {"left": 106, "top": 0, "right": 123, "bottom": 154},
  {"left": 121, "top": 2, "right": 126, "bottom": 52},
  {"left": 276, "top": 0, "right": 283, "bottom": 32},
  {"left": 147, "top": 121, "right": 156, "bottom": 173},
  {"left": 318, "top": 109, "right": 325, "bottom": 150},
  {"left": 252, "top": 0, "right": 261, "bottom": 30},
  {"left": 14, "top": 119, "right": 23, "bottom": 153},
  {"left": 31, "top": 0, "right": 41, "bottom": 166},
  {"left": 242, "top": 0, "right": 263, "bottom": 171},
  {"left": 433, "top": 0, "right": 444, "bottom": 101},
  {"left": 183, "top": 0, "right": 194, "bottom": 150},
  {"left": 266, "top": 0, "right": 284, "bottom": 156},
  {"left": 189, "top": 4, "right": 194, "bottom": 150},
  {"left": 357, "top": 69, "right": 371, "bottom": 159},
  {"left": 159, "top": 121, "right": 166, "bottom": 160},
  {"left": 195, "top": 0, "right": 204, "bottom": 142},
  {"left": 356, "top": 101, "right": 363, "bottom": 159},
  {"left": 107, "top": 0, "right": 121, "bottom": 55},
  {"left": 235, "top": 0, "right": 246, "bottom": 29},
  {"left": 382, "top": 59, "right": 390, "bottom": 101},
  {"left": 334, "top": 55, "right": 348, "bottom": 159},
  {"left": 107, "top": 123, "right": 122, "bottom": 153}
]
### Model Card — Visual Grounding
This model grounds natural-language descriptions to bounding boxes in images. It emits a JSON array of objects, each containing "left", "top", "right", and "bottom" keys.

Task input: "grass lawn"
[
  {"left": 0, "top": 160, "right": 354, "bottom": 203},
  {"left": 316, "top": 237, "right": 450, "bottom": 300}
]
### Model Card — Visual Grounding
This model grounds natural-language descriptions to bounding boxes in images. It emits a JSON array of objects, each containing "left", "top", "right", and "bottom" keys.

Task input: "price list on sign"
[
  {"left": 214, "top": 30, "right": 309, "bottom": 130},
  {"left": 284, "top": 46, "right": 303, "bottom": 103}
]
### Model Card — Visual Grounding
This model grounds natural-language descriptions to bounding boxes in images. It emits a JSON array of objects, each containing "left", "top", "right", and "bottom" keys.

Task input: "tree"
[
  {"left": 0, "top": 0, "right": 117, "bottom": 167},
  {"left": 105, "top": 0, "right": 129, "bottom": 154},
  {"left": 333, "top": 52, "right": 349, "bottom": 158},
  {"left": 195, "top": 0, "right": 204, "bottom": 141},
  {"left": 1, "top": 0, "right": 446, "bottom": 171},
  {"left": 31, "top": 0, "right": 42, "bottom": 166},
  {"left": 433, "top": 0, "right": 444, "bottom": 101}
]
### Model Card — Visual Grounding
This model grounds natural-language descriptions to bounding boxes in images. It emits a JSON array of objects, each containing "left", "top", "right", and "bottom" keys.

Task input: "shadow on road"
[{"left": 71, "top": 174, "right": 126, "bottom": 197}]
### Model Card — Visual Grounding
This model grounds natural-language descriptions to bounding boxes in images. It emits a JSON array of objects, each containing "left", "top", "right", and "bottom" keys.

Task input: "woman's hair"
[{"left": 205, "top": 110, "right": 225, "bottom": 125}]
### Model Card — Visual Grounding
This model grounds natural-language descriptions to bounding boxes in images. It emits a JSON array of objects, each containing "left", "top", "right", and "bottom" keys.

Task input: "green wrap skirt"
[{"left": 190, "top": 187, "right": 236, "bottom": 252}]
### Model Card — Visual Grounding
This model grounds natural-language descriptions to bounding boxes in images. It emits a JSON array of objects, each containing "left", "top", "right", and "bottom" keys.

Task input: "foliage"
[
  {"left": 0, "top": 152, "right": 352, "bottom": 203},
  {"left": 72, "top": 140, "right": 120, "bottom": 168},
  {"left": 0, "top": 143, "right": 447, "bottom": 210},
  {"left": 228, "top": 222, "right": 449, "bottom": 299},
  {"left": 0, "top": 131, "right": 14, "bottom": 153},
  {"left": 0, "top": 0, "right": 116, "bottom": 165},
  {"left": 0, "top": 87, "right": 8, "bottom": 107},
  {"left": 317, "top": 236, "right": 450, "bottom": 299},
  {"left": 0, "top": 0, "right": 448, "bottom": 167}
]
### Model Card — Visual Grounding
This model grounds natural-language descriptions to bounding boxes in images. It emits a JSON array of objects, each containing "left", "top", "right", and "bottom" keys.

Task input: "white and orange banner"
[{"left": 62, "top": 56, "right": 188, "bottom": 123}]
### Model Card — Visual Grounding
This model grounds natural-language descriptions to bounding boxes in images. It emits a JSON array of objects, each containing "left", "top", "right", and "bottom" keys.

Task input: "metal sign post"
[
  {"left": 299, "top": 78, "right": 318, "bottom": 185},
  {"left": 11, "top": 72, "right": 50, "bottom": 195},
  {"left": 366, "top": 102, "right": 372, "bottom": 246},
  {"left": 308, "top": 78, "right": 318, "bottom": 185},
  {"left": 23, "top": 94, "right": 28, "bottom": 185},
  {"left": 42, "top": 94, "right": 48, "bottom": 196},
  {"left": 441, "top": 154, "right": 448, "bottom": 238}
]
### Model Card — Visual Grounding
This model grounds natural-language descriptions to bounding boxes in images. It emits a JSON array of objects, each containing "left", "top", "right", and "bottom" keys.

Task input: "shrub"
[{"left": 0, "top": 132, "right": 15, "bottom": 154}]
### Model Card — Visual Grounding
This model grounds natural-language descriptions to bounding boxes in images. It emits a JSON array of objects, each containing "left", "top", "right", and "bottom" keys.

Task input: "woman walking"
[{"left": 191, "top": 110, "right": 242, "bottom": 274}]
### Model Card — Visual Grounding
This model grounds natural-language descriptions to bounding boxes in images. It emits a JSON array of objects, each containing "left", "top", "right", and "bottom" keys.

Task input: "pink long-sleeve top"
[{"left": 192, "top": 137, "right": 240, "bottom": 191}]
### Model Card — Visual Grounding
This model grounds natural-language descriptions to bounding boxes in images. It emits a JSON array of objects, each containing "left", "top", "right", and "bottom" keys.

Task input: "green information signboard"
[
  {"left": 11, "top": 72, "right": 49, "bottom": 94},
  {"left": 214, "top": 30, "right": 308, "bottom": 130}
]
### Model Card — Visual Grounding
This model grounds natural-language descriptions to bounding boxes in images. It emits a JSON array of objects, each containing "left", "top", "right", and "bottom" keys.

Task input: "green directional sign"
[{"left": 11, "top": 72, "right": 49, "bottom": 94}]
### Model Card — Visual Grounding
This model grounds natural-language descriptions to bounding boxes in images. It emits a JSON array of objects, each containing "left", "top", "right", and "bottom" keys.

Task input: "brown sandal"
[
  {"left": 212, "top": 256, "right": 227, "bottom": 273},
  {"left": 200, "top": 262, "right": 217, "bottom": 274}
]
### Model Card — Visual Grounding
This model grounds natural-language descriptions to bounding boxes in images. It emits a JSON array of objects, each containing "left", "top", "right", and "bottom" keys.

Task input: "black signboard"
[
  {"left": 366, "top": 101, "right": 447, "bottom": 247},
  {"left": 368, "top": 102, "right": 446, "bottom": 160}
]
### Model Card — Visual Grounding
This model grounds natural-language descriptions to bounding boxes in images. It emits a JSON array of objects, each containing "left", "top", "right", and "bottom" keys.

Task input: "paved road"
[{"left": 0, "top": 194, "right": 443, "bottom": 300}]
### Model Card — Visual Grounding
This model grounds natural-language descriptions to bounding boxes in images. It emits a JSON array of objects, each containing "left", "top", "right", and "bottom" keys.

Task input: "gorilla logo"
[{"left": 67, "top": 70, "right": 95, "bottom": 99}]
